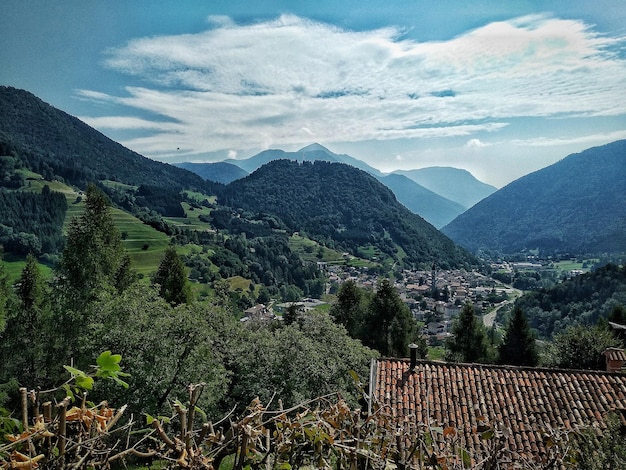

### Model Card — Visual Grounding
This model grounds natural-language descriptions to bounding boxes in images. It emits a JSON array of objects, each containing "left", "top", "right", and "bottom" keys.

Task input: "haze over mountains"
[{"left": 177, "top": 143, "right": 496, "bottom": 228}]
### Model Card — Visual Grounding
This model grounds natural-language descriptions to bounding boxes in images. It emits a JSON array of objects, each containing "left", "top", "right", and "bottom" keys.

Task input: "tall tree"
[
  {"left": 57, "top": 183, "right": 128, "bottom": 308},
  {"left": 330, "top": 280, "right": 369, "bottom": 338},
  {"left": 498, "top": 307, "right": 538, "bottom": 366},
  {"left": 363, "top": 279, "right": 416, "bottom": 357},
  {"left": 153, "top": 246, "right": 191, "bottom": 305},
  {"left": 0, "top": 254, "right": 47, "bottom": 385},
  {"left": 446, "top": 303, "right": 490, "bottom": 363}
]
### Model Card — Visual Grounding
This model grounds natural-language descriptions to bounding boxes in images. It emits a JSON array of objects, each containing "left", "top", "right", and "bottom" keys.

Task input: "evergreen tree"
[
  {"left": 153, "top": 246, "right": 191, "bottom": 305},
  {"left": 498, "top": 307, "right": 538, "bottom": 366},
  {"left": 57, "top": 183, "right": 128, "bottom": 308},
  {"left": 363, "top": 279, "right": 416, "bottom": 357},
  {"left": 446, "top": 302, "right": 490, "bottom": 363},
  {"left": 0, "top": 254, "right": 47, "bottom": 385},
  {"left": 330, "top": 280, "right": 368, "bottom": 338}
]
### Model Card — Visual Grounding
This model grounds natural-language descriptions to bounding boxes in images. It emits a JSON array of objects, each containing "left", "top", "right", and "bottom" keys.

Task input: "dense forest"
[
  {"left": 514, "top": 263, "right": 626, "bottom": 338},
  {"left": 217, "top": 160, "right": 475, "bottom": 269},
  {"left": 0, "top": 185, "right": 67, "bottom": 256}
]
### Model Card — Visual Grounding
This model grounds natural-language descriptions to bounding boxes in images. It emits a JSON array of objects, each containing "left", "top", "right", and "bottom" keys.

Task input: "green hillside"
[
  {"left": 442, "top": 140, "right": 626, "bottom": 255},
  {"left": 217, "top": 160, "right": 476, "bottom": 270}
]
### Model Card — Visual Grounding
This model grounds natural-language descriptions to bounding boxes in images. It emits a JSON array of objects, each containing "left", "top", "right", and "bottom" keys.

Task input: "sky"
[{"left": 2, "top": 1, "right": 626, "bottom": 187}]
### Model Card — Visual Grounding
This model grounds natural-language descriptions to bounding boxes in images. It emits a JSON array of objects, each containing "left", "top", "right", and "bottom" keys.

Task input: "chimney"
[
  {"left": 409, "top": 343, "right": 419, "bottom": 370},
  {"left": 603, "top": 348, "right": 626, "bottom": 373}
]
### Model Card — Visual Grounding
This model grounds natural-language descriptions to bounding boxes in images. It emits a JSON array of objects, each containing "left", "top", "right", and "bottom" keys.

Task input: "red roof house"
[{"left": 368, "top": 348, "right": 626, "bottom": 467}]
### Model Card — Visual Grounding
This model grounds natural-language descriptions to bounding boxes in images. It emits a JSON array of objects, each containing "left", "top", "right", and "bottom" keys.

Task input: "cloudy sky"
[{"left": 2, "top": 1, "right": 625, "bottom": 187}]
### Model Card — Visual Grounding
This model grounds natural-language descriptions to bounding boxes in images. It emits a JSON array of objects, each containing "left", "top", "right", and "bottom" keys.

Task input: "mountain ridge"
[{"left": 442, "top": 140, "right": 626, "bottom": 255}]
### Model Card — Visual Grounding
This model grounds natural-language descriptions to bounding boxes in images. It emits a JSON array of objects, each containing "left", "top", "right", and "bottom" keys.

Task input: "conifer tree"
[
  {"left": 57, "top": 183, "right": 127, "bottom": 308},
  {"left": 498, "top": 306, "right": 538, "bottom": 366},
  {"left": 153, "top": 246, "right": 191, "bottom": 305},
  {"left": 446, "top": 302, "right": 489, "bottom": 363},
  {"left": 363, "top": 279, "right": 416, "bottom": 357},
  {"left": 0, "top": 254, "right": 47, "bottom": 384}
]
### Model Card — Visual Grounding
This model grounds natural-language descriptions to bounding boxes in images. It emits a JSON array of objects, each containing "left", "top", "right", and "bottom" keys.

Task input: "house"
[
  {"left": 368, "top": 347, "right": 626, "bottom": 467},
  {"left": 241, "top": 304, "right": 275, "bottom": 322}
]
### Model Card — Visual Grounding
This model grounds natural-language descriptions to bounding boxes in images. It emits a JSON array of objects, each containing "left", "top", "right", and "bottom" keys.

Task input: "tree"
[
  {"left": 541, "top": 324, "right": 620, "bottom": 370},
  {"left": 0, "top": 254, "right": 47, "bottom": 385},
  {"left": 330, "top": 280, "right": 368, "bottom": 338},
  {"left": 52, "top": 184, "right": 134, "bottom": 368},
  {"left": 57, "top": 183, "right": 128, "bottom": 308},
  {"left": 499, "top": 307, "right": 538, "bottom": 366},
  {"left": 153, "top": 246, "right": 192, "bottom": 305},
  {"left": 362, "top": 279, "right": 416, "bottom": 357},
  {"left": 446, "top": 303, "right": 490, "bottom": 363},
  {"left": 0, "top": 256, "right": 12, "bottom": 333}
]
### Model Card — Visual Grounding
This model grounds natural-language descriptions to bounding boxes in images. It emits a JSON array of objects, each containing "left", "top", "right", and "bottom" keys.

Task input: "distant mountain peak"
[{"left": 298, "top": 143, "right": 333, "bottom": 154}]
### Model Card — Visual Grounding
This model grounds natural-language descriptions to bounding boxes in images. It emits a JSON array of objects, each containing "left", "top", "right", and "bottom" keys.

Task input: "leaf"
[
  {"left": 96, "top": 350, "right": 122, "bottom": 373},
  {"left": 278, "top": 463, "right": 291, "bottom": 470},
  {"left": 443, "top": 426, "right": 456, "bottom": 437},
  {"left": 145, "top": 414, "right": 155, "bottom": 425},
  {"left": 74, "top": 374, "right": 94, "bottom": 391},
  {"left": 480, "top": 429, "right": 495, "bottom": 440},
  {"left": 64, "top": 365, "right": 87, "bottom": 378}
]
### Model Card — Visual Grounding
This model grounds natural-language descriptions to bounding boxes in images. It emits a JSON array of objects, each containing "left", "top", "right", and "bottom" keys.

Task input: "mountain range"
[
  {"left": 1, "top": 86, "right": 624, "bottom": 260},
  {"left": 176, "top": 143, "right": 496, "bottom": 228},
  {"left": 0, "top": 86, "right": 474, "bottom": 269}
]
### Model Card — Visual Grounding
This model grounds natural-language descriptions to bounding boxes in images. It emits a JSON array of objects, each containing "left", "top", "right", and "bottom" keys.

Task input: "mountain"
[
  {"left": 221, "top": 144, "right": 463, "bottom": 227},
  {"left": 216, "top": 159, "right": 476, "bottom": 269},
  {"left": 442, "top": 140, "right": 626, "bottom": 255},
  {"left": 224, "top": 143, "right": 383, "bottom": 176},
  {"left": 394, "top": 167, "right": 497, "bottom": 209},
  {"left": 174, "top": 161, "right": 248, "bottom": 184},
  {"left": 377, "top": 173, "right": 465, "bottom": 228},
  {"left": 0, "top": 86, "right": 213, "bottom": 192}
]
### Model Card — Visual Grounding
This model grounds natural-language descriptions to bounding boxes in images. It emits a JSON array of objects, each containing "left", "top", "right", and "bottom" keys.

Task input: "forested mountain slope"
[
  {"left": 0, "top": 86, "right": 214, "bottom": 192},
  {"left": 219, "top": 143, "right": 465, "bottom": 227},
  {"left": 515, "top": 263, "right": 626, "bottom": 338},
  {"left": 442, "top": 140, "right": 626, "bottom": 255},
  {"left": 216, "top": 160, "right": 476, "bottom": 269}
]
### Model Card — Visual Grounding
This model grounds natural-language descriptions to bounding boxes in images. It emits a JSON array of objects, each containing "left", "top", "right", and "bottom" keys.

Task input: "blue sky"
[{"left": 2, "top": 0, "right": 625, "bottom": 187}]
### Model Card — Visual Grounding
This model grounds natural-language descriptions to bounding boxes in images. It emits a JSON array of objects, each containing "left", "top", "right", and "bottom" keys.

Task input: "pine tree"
[
  {"left": 498, "top": 307, "right": 538, "bottom": 366},
  {"left": 153, "top": 246, "right": 191, "bottom": 305},
  {"left": 363, "top": 279, "right": 416, "bottom": 357},
  {"left": 0, "top": 254, "right": 47, "bottom": 384},
  {"left": 446, "top": 302, "right": 489, "bottom": 363},
  {"left": 330, "top": 280, "right": 367, "bottom": 338},
  {"left": 57, "top": 183, "right": 128, "bottom": 308}
]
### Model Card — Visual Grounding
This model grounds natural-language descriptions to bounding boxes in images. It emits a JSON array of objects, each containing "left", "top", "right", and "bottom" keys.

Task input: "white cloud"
[
  {"left": 227, "top": 149, "right": 238, "bottom": 159},
  {"left": 83, "top": 14, "right": 626, "bottom": 158},
  {"left": 466, "top": 138, "right": 491, "bottom": 148}
]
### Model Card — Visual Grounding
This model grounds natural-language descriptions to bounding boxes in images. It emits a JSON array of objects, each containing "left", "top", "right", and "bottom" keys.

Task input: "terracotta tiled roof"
[{"left": 370, "top": 358, "right": 626, "bottom": 465}]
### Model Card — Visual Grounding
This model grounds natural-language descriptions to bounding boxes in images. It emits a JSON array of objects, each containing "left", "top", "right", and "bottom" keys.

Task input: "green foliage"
[
  {"left": 498, "top": 306, "right": 538, "bottom": 366},
  {"left": 224, "top": 311, "right": 377, "bottom": 410},
  {"left": 446, "top": 303, "right": 492, "bottom": 363},
  {"left": 540, "top": 324, "right": 620, "bottom": 370},
  {"left": 331, "top": 279, "right": 418, "bottom": 357},
  {"left": 153, "top": 246, "right": 192, "bottom": 305},
  {"left": 0, "top": 254, "right": 48, "bottom": 386},
  {"left": 573, "top": 412, "right": 626, "bottom": 469},
  {"left": 516, "top": 263, "right": 626, "bottom": 338},
  {"left": 0, "top": 185, "right": 67, "bottom": 255},
  {"left": 218, "top": 160, "right": 475, "bottom": 269}
]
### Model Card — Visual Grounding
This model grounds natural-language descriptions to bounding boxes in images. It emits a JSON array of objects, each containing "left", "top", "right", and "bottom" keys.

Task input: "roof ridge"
[{"left": 377, "top": 357, "right": 626, "bottom": 376}]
